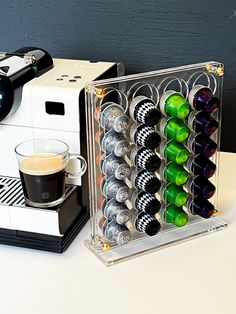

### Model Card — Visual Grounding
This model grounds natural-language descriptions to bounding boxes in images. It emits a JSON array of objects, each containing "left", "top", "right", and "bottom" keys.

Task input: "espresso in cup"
[
  {"left": 15, "top": 139, "right": 87, "bottom": 208},
  {"left": 19, "top": 153, "right": 66, "bottom": 205}
]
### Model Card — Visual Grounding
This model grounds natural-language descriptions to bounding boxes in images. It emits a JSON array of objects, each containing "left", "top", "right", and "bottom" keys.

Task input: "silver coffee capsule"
[
  {"left": 102, "top": 219, "right": 131, "bottom": 245},
  {"left": 100, "top": 153, "right": 130, "bottom": 180},
  {"left": 100, "top": 102, "right": 129, "bottom": 133},
  {"left": 102, "top": 198, "right": 131, "bottom": 224},
  {"left": 101, "top": 177, "right": 130, "bottom": 203},
  {"left": 100, "top": 130, "right": 129, "bottom": 157}
]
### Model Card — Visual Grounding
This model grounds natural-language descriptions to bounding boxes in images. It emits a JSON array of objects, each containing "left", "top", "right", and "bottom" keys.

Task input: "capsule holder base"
[{"left": 85, "top": 216, "right": 226, "bottom": 266}]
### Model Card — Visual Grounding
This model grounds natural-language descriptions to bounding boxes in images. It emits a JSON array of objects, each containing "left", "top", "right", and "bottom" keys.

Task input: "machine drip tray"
[
  {"left": 0, "top": 175, "right": 89, "bottom": 253},
  {"left": 0, "top": 176, "right": 75, "bottom": 208}
]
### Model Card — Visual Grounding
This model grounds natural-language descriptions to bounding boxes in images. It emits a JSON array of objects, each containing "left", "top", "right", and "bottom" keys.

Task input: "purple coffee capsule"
[
  {"left": 129, "top": 95, "right": 161, "bottom": 126},
  {"left": 130, "top": 124, "right": 161, "bottom": 149},
  {"left": 188, "top": 111, "right": 219, "bottom": 136},
  {"left": 186, "top": 175, "right": 216, "bottom": 199},
  {"left": 186, "top": 155, "right": 217, "bottom": 178},
  {"left": 131, "top": 210, "right": 161, "bottom": 236},
  {"left": 187, "top": 133, "right": 218, "bottom": 157},
  {"left": 129, "top": 146, "right": 161, "bottom": 172},
  {"left": 130, "top": 189, "right": 161, "bottom": 215},
  {"left": 188, "top": 85, "right": 220, "bottom": 113},
  {"left": 186, "top": 196, "right": 214, "bottom": 219},
  {"left": 130, "top": 168, "right": 161, "bottom": 194}
]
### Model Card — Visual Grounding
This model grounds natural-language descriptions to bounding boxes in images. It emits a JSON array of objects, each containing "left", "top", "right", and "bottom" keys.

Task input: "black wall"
[{"left": 2, "top": 0, "right": 236, "bottom": 151}]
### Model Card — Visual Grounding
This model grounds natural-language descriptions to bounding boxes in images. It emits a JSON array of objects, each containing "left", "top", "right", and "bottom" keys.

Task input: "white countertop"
[{"left": 0, "top": 152, "right": 235, "bottom": 314}]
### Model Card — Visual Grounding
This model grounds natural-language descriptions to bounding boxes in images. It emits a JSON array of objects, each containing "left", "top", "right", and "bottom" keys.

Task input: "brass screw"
[
  {"left": 205, "top": 64, "right": 224, "bottom": 76},
  {"left": 216, "top": 67, "right": 224, "bottom": 76},
  {"left": 212, "top": 209, "right": 219, "bottom": 217},
  {"left": 102, "top": 242, "right": 111, "bottom": 251},
  {"left": 96, "top": 88, "right": 106, "bottom": 98},
  {"left": 206, "top": 64, "right": 213, "bottom": 72}
]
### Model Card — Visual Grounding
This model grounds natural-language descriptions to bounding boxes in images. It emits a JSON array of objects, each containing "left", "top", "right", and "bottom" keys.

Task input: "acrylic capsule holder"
[{"left": 85, "top": 61, "right": 227, "bottom": 266}]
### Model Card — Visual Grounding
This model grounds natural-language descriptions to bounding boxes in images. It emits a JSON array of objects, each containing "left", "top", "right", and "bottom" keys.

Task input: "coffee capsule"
[
  {"left": 102, "top": 199, "right": 131, "bottom": 225},
  {"left": 130, "top": 124, "right": 161, "bottom": 149},
  {"left": 188, "top": 111, "right": 219, "bottom": 136},
  {"left": 187, "top": 133, "right": 218, "bottom": 157},
  {"left": 100, "top": 102, "right": 129, "bottom": 133},
  {"left": 160, "top": 182, "right": 189, "bottom": 207},
  {"left": 186, "top": 175, "right": 216, "bottom": 199},
  {"left": 160, "top": 161, "right": 189, "bottom": 186},
  {"left": 129, "top": 95, "right": 161, "bottom": 125},
  {"left": 100, "top": 153, "right": 130, "bottom": 180},
  {"left": 102, "top": 219, "right": 131, "bottom": 245},
  {"left": 186, "top": 155, "right": 216, "bottom": 178},
  {"left": 130, "top": 189, "right": 161, "bottom": 215},
  {"left": 130, "top": 168, "right": 161, "bottom": 194},
  {"left": 160, "top": 91, "right": 191, "bottom": 119},
  {"left": 160, "top": 117, "right": 191, "bottom": 143},
  {"left": 101, "top": 177, "right": 129, "bottom": 203},
  {"left": 160, "top": 140, "right": 191, "bottom": 165},
  {"left": 100, "top": 130, "right": 129, "bottom": 157},
  {"left": 186, "top": 196, "right": 214, "bottom": 218},
  {"left": 188, "top": 85, "right": 220, "bottom": 113},
  {"left": 159, "top": 203, "right": 188, "bottom": 227},
  {"left": 131, "top": 210, "right": 161, "bottom": 236},
  {"left": 129, "top": 146, "right": 161, "bottom": 172}
]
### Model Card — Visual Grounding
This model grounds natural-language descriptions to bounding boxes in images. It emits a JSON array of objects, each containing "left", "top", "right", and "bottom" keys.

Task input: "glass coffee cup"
[{"left": 15, "top": 138, "right": 87, "bottom": 208}]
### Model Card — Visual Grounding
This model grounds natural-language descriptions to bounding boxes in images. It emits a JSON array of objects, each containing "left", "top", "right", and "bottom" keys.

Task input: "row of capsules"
[
  {"left": 157, "top": 82, "right": 219, "bottom": 225},
  {"left": 95, "top": 79, "right": 220, "bottom": 247},
  {"left": 95, "top": 88, "right": 162, "bottom": 246},
  {"left": 128, "top": 88, "right": 189, "bottom": 230},
  {"left": 95, "top": 94, "right": 133, "bottom": 246}
]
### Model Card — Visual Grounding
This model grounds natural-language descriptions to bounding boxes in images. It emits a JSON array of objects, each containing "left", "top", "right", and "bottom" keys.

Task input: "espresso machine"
[{"left": 0, "top": 47, "right": 120, "bottom": 252}]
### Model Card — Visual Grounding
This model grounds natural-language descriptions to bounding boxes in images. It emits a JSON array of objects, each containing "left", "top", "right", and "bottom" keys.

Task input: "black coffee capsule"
[
  {"left": 129, "top": 146, "right": 161, "bottom": 172},
  {"left": 129, "top": 95, "right": 161, "bottom": 125},
  {"left": 130, "top": 124, "right": 161, "bottom": 149},
  {"left": 130, "top": 189, "right": 161, "bottom": 215},
  {"left": 132, "top": 211, "right": 161, "bottom": 236},
  {"left": 130, "top": 168, "right": 161, "bottom": 194}
]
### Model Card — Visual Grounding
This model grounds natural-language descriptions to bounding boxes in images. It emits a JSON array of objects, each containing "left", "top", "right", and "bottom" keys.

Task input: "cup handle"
[{"left": 66, "top": 154, "right": 87, "bottom": 178}]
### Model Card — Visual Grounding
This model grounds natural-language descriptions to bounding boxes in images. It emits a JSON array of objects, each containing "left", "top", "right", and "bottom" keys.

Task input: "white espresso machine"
[{"left": 0, "top": 47, "right": 120, "bottom": 252}]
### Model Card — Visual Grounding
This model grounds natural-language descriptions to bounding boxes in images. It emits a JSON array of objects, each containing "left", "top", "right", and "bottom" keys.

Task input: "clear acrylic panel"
[{"left": 85, "top": 61, "right": 226, "bottom": 266}]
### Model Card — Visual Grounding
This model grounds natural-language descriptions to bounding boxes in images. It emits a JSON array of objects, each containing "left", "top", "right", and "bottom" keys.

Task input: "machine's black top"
[{"left": 0, "top": 46, "right": 53, "bottom": 121}]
